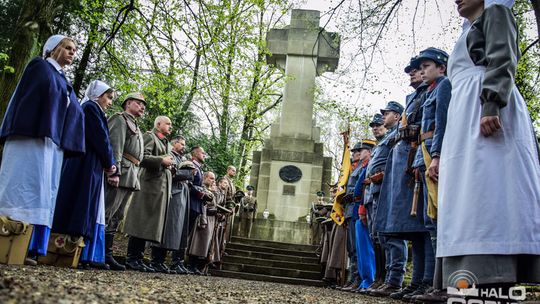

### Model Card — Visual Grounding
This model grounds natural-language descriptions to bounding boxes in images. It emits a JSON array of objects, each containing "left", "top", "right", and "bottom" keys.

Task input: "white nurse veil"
[
  {"left": 462, "top": 0, "right": 515, "bottom": 31},
  {"left": 80, "top": 80, "right": 111, "bottom": 106}
]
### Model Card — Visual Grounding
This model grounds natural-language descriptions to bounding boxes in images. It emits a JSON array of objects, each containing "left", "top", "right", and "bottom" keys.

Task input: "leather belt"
[
  {"left": 123, "top": 152, "right": 141, "bottom": 166},
  {"left": 420, "top": 131, "right": 434, "bottom": 142}
]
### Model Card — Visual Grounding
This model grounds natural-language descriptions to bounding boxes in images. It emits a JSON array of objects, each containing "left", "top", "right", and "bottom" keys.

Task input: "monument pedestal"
[{"left": 248, "top": 9, "right": 339, "bottom": 244}]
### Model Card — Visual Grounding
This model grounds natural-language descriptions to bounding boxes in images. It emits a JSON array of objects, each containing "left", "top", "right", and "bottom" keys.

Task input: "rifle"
[{"left": 410, "top": 175, "right": 421, "bottom": 217}]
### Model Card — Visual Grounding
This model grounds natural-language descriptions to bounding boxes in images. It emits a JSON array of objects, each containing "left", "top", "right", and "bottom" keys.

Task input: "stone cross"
[{"left": 266, "top": 9, "right": 340, "bottom": 140}]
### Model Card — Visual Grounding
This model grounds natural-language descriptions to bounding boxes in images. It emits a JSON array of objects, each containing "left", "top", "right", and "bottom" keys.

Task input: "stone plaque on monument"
[{"left": 248, "top": 9, "right": 339, "bottom": 242}]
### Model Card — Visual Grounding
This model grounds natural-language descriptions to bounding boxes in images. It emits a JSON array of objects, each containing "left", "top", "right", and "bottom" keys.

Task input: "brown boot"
[{"left": 368, "top": 284, "right": 401, "bottom": 297}]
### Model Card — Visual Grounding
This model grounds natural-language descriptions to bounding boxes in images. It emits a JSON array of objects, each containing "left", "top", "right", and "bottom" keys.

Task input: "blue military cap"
[
  {"left": 412, "top": 47, "right": 449, "bottom": 67},
  {"left": 369, "top": 113, "right": 384, "bottom": 127},
  {"left": 404, "top": 56, "right": 420, "bottom": 73},
  {"left": 316, "top": 191, "right": 325, "bottom": 197},
  {"left": 351, "top": 139, "right": 376, "bottom": 152},
  {"left": 380, "top": 101, "right": 404, "bottom": 115},
  {"left": 246, "top": 185, "right": 255, "bottom": 191}
]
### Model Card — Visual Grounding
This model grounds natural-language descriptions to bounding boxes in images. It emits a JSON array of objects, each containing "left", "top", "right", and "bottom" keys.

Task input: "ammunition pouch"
[{"left": 398, "top": 125, "right": 421, "bottom": 143}]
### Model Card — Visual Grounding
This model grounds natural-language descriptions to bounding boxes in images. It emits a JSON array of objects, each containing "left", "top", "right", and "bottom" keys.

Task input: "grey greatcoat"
[
  {"left": 155, "top": 151, "right": 192, "bottom": 250},
  {"left": 189, "top": 186, "right": 217, "bottom": 258},
  {"left": 123, "top": 130, "right": 172, "bottom": 242},
  {"left": 108, "top": 112, "right": 144, "bottom": 190}
]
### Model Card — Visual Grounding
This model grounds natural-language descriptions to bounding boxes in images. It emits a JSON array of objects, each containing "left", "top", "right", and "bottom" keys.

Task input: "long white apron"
[
  {"left": 437, "top": 26, "right": 540, "bottom": 257},
  {"left": 0, "top": 136, "right": 63, "bottom": 227}
]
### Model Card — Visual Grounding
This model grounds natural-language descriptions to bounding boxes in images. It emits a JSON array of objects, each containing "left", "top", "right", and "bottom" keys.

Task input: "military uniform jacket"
[
  {"left": 240, "top": 196, "right": 257, "bottom": 220},
  {"left": 123, "top": 130, "right": 172, "bottom": 243},
  {"left": 223, "top": 176, "right": 236, "bottom": 209},
  {"left": 413, "top": 76, "right": 452, "bottom": 166},
  {"left": 374, "top": 86, "right": 429, "bottom": 235},
  {"left": 108, "top": 112, "right": 144, "bottom": 190},
  {"left": 344, "top": 162, "right": 362, "bottom": 220},
  {"left": 365, "top": 125, "right": 398, "bottom": 203}
]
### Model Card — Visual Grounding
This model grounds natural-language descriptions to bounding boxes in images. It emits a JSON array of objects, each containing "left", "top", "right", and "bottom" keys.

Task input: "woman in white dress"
[
  {"left": 0, "top": 35, "right": 85, "bottom": 260},
  {"left": 437, "top": 0, "right": 540, "bottom": 289}
]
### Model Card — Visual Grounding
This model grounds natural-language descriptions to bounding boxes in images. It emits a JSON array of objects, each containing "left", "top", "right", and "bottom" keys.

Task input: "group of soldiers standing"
[
  {"left": 102, "top": 96, "right": 258, "bottom": 274},
  {"left": 313, "top": 47, "right": 452, "bottom": 303}
]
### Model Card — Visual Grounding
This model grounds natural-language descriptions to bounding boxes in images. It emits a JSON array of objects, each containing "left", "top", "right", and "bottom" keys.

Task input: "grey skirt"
[{"left": 434, "top": 254, "right": 540, "bottom": 289}]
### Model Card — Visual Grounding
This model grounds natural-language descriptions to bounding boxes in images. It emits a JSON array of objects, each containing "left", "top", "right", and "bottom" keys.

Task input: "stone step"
[
  {"left": 223, "top": 255, "right": 321, "bottom": 272},
  {"left": 225, "top": 248, "right": 320, "bottom": 264},
  {"left": 221, "top": 262, "right": 322, "bottom": 280},
  {"left": 230, "top": 237, "right": 318, "bottom": 252},
  {"left": 210, "top": 269, "right": 325, "bottom": 287},
  {"left": 227, "top": 243, "right": 317, "bottom": 258}
]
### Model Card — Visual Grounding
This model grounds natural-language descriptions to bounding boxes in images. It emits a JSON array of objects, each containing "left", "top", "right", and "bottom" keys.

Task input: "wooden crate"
[
  {"left": 0, "top": 216, "right": 33, "bottom": 265},
  {"left": 38, "top": 233, "right": 85, "bottom": 268}
]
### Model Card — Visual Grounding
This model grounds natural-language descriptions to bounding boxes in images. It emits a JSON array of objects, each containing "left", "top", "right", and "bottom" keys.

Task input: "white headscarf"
[
  {"left": 81, "top": 80, "right": 111, "bottom": 107},
  {"left": 462, "top": 0, "right": 515, "bottom": 30},
  {"left": 42, "top": 34, "right": 66, "bottom": 58}
]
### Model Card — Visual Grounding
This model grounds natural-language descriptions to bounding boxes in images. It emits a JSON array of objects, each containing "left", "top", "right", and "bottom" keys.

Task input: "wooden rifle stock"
[{"left": 411, "top": 179, "right": 421, "bottom": 217}]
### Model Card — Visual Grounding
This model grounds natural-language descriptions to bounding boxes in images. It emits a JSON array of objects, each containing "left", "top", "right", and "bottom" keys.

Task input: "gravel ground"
[{"left": 0, "top": 264, "right": 403, "bottom": 304}]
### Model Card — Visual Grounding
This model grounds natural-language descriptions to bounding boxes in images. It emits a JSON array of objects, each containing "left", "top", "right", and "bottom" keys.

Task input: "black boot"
[
  {"left": 105, "top": 232, "right": 125, "bottom": 271},
  {"left": 188, "top": 258, "right": 204, "bottom": 275}
]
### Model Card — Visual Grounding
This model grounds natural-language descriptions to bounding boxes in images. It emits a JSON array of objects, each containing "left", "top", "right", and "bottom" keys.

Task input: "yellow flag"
[{"left": 330, "top": 132, "right": 351, "bottom": 225}]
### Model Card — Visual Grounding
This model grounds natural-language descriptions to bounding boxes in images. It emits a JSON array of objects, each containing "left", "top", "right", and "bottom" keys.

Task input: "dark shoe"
[
  {"left": 342, "top": 281, "right": 359, "bottom": 292},
  {"left": 403, "top": 284, "right": 432, "bottom": 302},
  {"left": 369, "top": 284, "right": 402, "bottom": 297},
  {"left": 89, "top": 262, "right": 110, "bottom": 270},
  {"left": 390, "top": 284, "right": 419, "bottom": 300},
  {"left": 125, "top": 259, "right": 147, "bottom": 272},
  {"left": 411, "top": 288, "right": 448, "bottom": 303},
  {"left": 366, "top": 283, "right": 387, "bottom": 296},
  {"left": 78, "top": 262, "right": 91, "bottom": 270},
  {"left": 140, "top": 261, "right": 156, "bottom": 273},
  {"left": 189, "top": 266, "right": 204, "bottom": 276},
  {"left": 24, "top": 257, "right": 38, "bottom": 266},
  {"left": 150, "top": 262, "right": 170, "bottom": 274},
  {"left": 169, "top": 264, "right": 187, "bottom": 275},
  {"left": 367, "top": 280, "right": 384, "bottom": 291},
  {"left": 105, "top": 255, "right": 126, "bottom": 271}
]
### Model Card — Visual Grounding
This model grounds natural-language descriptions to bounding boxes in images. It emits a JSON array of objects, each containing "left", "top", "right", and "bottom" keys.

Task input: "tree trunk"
[
  {"left": 531, "top": 0, "right": 540, "bottom": 40},
  {"left": 0, "top": 0, "right": 58, "bottom": 121},
  {"left": 73, "top": 21, "right": 98, "bottom": 97}
]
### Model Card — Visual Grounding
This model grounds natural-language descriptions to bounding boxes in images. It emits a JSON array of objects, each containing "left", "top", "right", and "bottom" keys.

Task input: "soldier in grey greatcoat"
[
  {"left": 123, "top": 116, "right": 174, "bottom": 273},
  {"left": 104, "top": 92, "right": 146, "bottom": 271},
  {"left": 152, "top": 136, "right": 195, "bottom": 274},
  {"left": 239, "top": 185, "right": 257, "bottom": 238},
  {"left": 169, "top": 137, "right": 195, "bottom": 275}
]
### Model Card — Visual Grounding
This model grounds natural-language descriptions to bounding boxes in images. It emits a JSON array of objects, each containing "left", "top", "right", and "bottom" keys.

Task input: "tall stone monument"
[{"left": 249, "top": 9, "right": 339, "bottom": 231}]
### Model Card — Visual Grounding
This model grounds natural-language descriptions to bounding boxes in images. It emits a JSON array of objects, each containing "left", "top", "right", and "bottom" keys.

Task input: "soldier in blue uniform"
[
  {"left": 366, "top": 101, "right": 407, "bottom": 296},
  {"left": 409, "top": 48, "right": 452, "bottom": 303},
  {"left": 339, "top": 141, "right": 365, "bottom": 292},
  {"left": 352, "top": 139, "right": 376, "bottom": 291},
  {"left": 372, "top": 56, "right": 435, "bottom": 299}
]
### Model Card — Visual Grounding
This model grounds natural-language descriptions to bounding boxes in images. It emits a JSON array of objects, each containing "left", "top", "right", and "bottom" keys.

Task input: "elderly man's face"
[{"left": 227, "top": 167, "right": 236, "bottom": 177}]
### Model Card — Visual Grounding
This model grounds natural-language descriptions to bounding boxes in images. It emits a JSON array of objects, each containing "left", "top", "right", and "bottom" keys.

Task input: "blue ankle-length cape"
[
  {"left": 53, "top": 101, "right": 114, "bottom": 239},
  {"left": 0, "top": 57, "right": 85, "bottom": 156}
]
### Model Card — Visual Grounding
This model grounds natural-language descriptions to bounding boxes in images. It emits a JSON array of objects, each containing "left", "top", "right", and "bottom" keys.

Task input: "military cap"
[
  {"left": 412, "top": 47, "right": 449, "bottom": 67},
  {"left": 121, "top": 92, "right": 147, "bottom": 108},
  {"left": 404, "top": 56, "right": 421, "bottom": 73},
  {"left": 351, "top": 139, "right": 376, "bottom": 152},
  {"left": 380, "top": 101, "right": 404, "bottom": 115},
  {"left": 369, "top": 113, "right": 384, "bottom": 127},
  {"left": 246, "top": 185, "right": 255, "bottom": 191},
  {"left": 316, "top": 191, "right": 325, "bottom": 197}
]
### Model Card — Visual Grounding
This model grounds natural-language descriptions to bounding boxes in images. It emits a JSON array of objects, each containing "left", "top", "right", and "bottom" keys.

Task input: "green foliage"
[{"left": 514, "top": 0, "right": 540, "bottom": 127}]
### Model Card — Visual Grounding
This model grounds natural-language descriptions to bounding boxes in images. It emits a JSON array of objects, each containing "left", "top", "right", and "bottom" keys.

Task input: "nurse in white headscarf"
[
  {"left": 435, "top": 0, "right": 540, "bottom": 291},
  {"left": 0, "top": 34, "right": 85, "bottom": 260},
  {"left": 52, "top": 80, "right": 116, "bottom": 268}
]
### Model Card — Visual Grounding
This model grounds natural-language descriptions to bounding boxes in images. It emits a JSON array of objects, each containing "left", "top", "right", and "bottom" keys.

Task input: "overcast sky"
[{"left": 294, "top": 0, "right": 462, "bottom": 113}]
